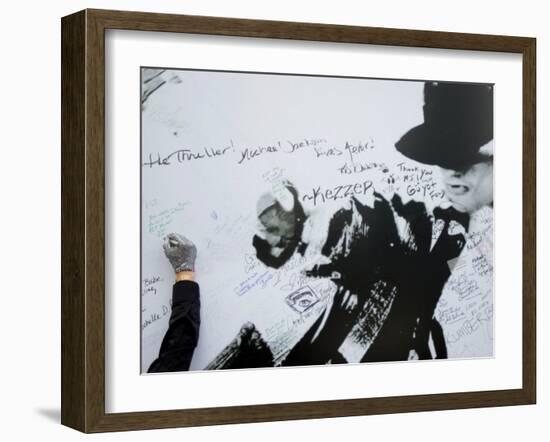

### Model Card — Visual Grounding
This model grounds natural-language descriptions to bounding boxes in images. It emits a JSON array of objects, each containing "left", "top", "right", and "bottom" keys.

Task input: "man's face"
[
  {"left": 440, "top": 160, "right": 493, "bottom": 213},
  {"left": 259, "top": 205, "right": 296, "bottom": 246}
]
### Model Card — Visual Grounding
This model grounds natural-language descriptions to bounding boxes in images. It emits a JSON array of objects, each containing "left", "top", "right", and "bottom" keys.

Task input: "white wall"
[{"left": 0, "top": 0, "right": 546, "bottom": 440}]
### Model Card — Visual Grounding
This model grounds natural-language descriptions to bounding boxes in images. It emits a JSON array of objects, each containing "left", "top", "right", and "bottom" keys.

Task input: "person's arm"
[{"left": 148, "top": 234, "right": 201, "bottom": 373}]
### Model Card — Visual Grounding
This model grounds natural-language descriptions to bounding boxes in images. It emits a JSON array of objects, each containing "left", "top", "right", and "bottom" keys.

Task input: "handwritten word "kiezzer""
[{"left": 302, "top": 180, "right": 373, "bottom": 206}]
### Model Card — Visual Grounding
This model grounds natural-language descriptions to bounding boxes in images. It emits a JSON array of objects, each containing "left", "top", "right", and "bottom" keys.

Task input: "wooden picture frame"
[{"left": 61, "top": 8, "right": 536, "bottom": 433}]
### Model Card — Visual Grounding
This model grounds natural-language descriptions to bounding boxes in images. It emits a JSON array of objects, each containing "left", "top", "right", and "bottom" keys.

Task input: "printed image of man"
[{"left": 251, "top": 81, "right": 494, "bottom": 366}]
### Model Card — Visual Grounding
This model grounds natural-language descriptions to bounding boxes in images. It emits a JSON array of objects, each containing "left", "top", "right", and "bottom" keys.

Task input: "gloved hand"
[{"left": 163, "top": 233, "right": 197, "bottom": 273}]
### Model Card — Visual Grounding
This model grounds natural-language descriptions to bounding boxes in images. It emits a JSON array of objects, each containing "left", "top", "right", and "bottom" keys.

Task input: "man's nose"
[
  {"left": 448, "top": 169, "right": 463, "bottom": 178},
  {"left": 441, "top": 169, "right": 464, "bottom": 182}
]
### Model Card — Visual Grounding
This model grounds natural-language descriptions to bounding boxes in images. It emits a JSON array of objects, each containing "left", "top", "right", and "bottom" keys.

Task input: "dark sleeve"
[{"left": 147, "top": 280, "right": 201, "bottom": 373}]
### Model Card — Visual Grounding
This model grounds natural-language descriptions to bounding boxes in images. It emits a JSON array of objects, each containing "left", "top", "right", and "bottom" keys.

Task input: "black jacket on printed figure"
[{"left": 261, "top": 193, "right": 469, "bottom": 366}]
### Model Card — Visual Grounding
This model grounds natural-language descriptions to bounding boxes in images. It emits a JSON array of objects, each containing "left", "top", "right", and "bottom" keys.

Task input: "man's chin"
[
  {"left": 450, "top": 200, "right": 494, "bottom": 215},
  {"left": 449, "top": 201, "right": 470, "bottom": 213}
]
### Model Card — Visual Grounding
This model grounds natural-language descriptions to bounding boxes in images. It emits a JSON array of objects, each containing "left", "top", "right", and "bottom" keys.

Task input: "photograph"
[{"left": 140, "top": 68, "right": 495, "bottom": 373}]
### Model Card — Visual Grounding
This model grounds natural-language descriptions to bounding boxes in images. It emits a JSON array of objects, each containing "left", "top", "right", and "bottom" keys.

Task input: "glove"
[{"left": 163, "top": 233, "right": 197, "bottom": 273}]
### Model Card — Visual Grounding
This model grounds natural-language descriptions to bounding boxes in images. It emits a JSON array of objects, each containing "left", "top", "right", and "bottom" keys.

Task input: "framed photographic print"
[{"left": 61, "top": 9, "right": 536, "bottom": 433}]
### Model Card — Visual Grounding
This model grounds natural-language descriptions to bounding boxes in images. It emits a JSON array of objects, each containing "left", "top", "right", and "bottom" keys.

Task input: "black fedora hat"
[{"left": 395, "top": 81, "right": 493, "bottom": 169}]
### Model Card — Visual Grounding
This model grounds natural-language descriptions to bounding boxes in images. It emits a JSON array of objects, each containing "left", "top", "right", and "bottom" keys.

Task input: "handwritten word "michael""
[
  {"left": 238, "top": 143, "right": 280, "bottom": 164},
  {"left": 143, "top": 142, "right": 234, "bottom": 167},
  {"left": 302, "top": 180, "right": 373, "bottom": 206}
]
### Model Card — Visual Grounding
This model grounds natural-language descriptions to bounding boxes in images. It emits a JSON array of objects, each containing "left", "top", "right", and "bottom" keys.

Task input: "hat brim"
[{"left": 395, "top": 123, "right": 487, "bottom": 170}]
